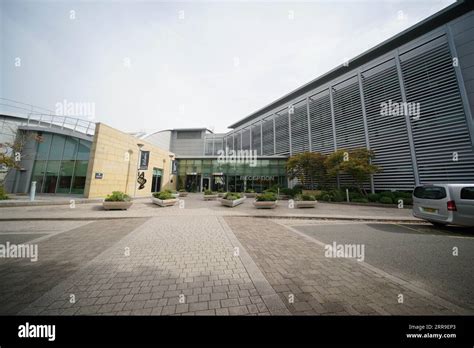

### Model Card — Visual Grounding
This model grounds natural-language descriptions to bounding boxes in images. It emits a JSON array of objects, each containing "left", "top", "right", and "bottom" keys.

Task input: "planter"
[
  {"left": 253, "top": 200, "right": 278, "bottom": 209},
  {"left": 295, "top": 200, "right": 317, "bottom": 208},
  {"left": 152, "top": 197, "right": 178, "bottom": 207},
  {"left": 244, "top": 192, "right": 257, "bottom": 198},
  {"left": 178, "top": 192, "right": 188, "bottom": 197},
  {"left": 220, "top": 197, "right": 246, "bottom": 207},
  {"left": 171, "top": 193, "right": 179, "bottom": 198},
  {"left": 217, "top": 192, "right": 226, "bottom": 198},
  {"left": 278, "top": 195, "right": 290, "bottom": 200},
  {"left": 203, "top": 194, "right": 218, "bottom": 201},
  {"left": 103, "top": 201, "right": 133, "bottom": 210}
]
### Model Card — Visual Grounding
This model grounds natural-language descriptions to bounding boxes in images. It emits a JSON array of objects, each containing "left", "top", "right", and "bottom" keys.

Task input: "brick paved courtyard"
[{"left": 0, "top": 203, "right": 471, "bottom": 316}]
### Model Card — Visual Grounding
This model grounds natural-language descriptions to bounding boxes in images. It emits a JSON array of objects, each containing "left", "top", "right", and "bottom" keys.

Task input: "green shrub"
[
  {"left": 153, "top": 191, "right": 174, "bottom": 200},
  {"left": 297, "top": 194, "right": 316, "bottom": 201},
  {"left": 256, "top": 192, "right": 278, "bottom": 202},
  {"left": 245, "top": 188, "right": 255, "bottom": 193},
  {"left": 179, "top": 189, "right": 186, "bottom": 192},
  {"left": 105, "top": 191, "right": 131, "bottom": 202},
  {"left": 379, "top": 196, "right": 393, "bottom": 204},
  {"left": 292, "top": 184, "right": 304, "bottom": 194},
  {"left": 280, "top": 188, "right": 295, "bottom": 197},
  {"left": 367, "top": 193, "right": 380, "bottom": 202},
  {"left": 351, "top": 197, "right": 369, "bottom": 203},
  {"left": 217, "top": 188, "right": 225, "bottom": 193},
  {"left": 349, "top": 191, "right": 363, "bottom": 200},
  {"left": 223, "top": 192, "right": 242, "bottom": 200},
  {"left": 329, "top": 189, "right": 345, "bottom": 202},
  {"left": 0, "top": 185, "right": 8, "bottom": 200},
  {"left": 379, "top": 191, "right": 395, "bottom": 199},
  {"left": 321, "top": 193, "right": 332, "bottom": 201},
  {"left": 204, "top": 189, "right": 214, "bottom": 195},
  {"left": 264, "top": 188, "right": 278, "bottom": 194}
]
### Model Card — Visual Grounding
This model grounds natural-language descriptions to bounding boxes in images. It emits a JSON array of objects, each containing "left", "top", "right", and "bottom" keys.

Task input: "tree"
[
  {"left": 0, "top": 129, "right": 32, "bottom": 187},
  {"left": 286, "top": 152, "right": 327, "bottom": 189},
  {"left": 325, "top": 148, "right": 381, "bottom": 195}
]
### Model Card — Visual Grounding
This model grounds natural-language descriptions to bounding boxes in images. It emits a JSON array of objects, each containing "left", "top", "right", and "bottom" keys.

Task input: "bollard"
[
  {"left": 346, "top": 188, "right": 350, "bottom": 203},
  {"left": 30, "top": 181, "right": 36, "bottom": 201}
]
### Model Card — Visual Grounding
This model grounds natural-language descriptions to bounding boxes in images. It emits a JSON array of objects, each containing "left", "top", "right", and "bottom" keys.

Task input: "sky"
[{"left": 0, "top": 0, "right": 456, "bottom": 134}]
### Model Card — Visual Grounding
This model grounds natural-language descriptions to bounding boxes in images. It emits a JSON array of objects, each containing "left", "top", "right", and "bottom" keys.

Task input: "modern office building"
[
  {"left": 1, "top": 112, "right": 175, "bottom": 197},
  {"left": 2, "top": 0, "right": 474, "bottom": 197},
  {"left": 144, "top": 0, "right": 474, "bottom": 192}
]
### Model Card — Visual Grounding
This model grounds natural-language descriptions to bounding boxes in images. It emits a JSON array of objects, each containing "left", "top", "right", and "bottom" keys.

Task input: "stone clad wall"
[{"left": 84, "top": 123, "right": 176, "bottom": 198}]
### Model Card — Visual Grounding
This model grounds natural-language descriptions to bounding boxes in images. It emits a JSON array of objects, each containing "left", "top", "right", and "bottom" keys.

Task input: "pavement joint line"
[
  {"left": 217, "top": 216, "right": 290, "bottom": 315},
  {"left": 394, "top": 223, "right": 474, "bottom": 240},
  {"left": 273, "top": 220, "right": 471, "bottom": 315},
  {"left": 23, "top": 221, "right": 97, "bottom": 245}
]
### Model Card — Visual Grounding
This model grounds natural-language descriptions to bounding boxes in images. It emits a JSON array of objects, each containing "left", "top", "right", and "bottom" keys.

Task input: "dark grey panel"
[
  {"left": 362, "top": 60, "right": 415, "bottom": 190},
  {"left": 401, "top": 40, "right": 474, "bottom": 183},
  {"left": 309, "top": 89, "right": 333, "bottom": 154}
]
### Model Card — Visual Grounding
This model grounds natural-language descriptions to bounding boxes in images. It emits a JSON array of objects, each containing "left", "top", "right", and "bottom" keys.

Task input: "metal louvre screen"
[
  {"left": 274, "top": 111, "right": 290, "bottom": 155},
  {"left": 309, "top": 90, "right": 334, "bottom": 154},
  {"left": 262, "top": 118, "right": 274, "bottom": 155},
  {"left": 332, "top": 77, "right": 366, "bottom": 150},
  {"left": 242, "top": 129, "right": 251, "bottom": 151},
  {"left": 234, "top": 132, "right": 241, "bottom": 152},
  {"left": 362, "top": 59, "right": 415, "bottom": 190},
  {"left": 401, "top": 36, "right": 474, "bottom": 183},
  {"left": 251, "top": 124, "right": 261, "bottom": 155},
  {"left": 290, "top": 100, "right": 310, "bottom": 154}
]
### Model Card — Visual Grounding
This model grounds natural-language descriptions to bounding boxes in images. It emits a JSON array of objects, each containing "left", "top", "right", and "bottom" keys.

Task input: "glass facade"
[
  {"left": 177, "top": 159, "right": 287, "bottom": 192},
  {"left": 31, "top": 133, "right": 91, "bottom": 194}
]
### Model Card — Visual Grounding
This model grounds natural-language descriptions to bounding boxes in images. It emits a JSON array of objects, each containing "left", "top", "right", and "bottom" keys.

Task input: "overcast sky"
[{"left": 1, "top": 0, "right": 455, "bottom": 134}]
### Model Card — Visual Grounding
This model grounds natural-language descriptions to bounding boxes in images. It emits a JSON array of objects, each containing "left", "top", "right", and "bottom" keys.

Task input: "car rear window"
[
  {"left": 460, "top": 187, "right": 474, "bottom": 200},
  {"left": 413, "top": 186, "right": 447, "bottom": 199}
]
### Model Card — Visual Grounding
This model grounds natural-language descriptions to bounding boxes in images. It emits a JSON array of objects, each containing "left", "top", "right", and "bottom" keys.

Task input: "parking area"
[{"left": 290, "top": 221, "right": 474, "bottom": 310}]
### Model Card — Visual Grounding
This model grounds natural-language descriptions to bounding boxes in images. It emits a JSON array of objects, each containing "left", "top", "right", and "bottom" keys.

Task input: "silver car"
[{"left": 412, "top": 183, "right": 474, "bottom": 227}]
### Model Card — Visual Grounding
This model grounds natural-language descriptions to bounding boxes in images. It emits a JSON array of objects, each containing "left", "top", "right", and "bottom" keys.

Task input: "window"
[
  {"left": 176, "top": 131, "right": 201, "bottom": 139},
  {"left": 413, "top": 186, "right": 447, "bottom": 199},
  {"left": 460, "top": 187, "right": 474, "bottom": 200}
]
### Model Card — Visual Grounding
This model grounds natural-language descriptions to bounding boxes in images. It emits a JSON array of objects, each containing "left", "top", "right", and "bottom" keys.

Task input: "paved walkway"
[
  {"left": 19, "top": 216, "right": 288, "bottom": 316},
  {"left": 0, "top": 193, "right": 419, "bottom": 222},
  {"left": 0, "top": 219, "right": 146, "bottom": 314},
  {"left": 224, "top": 217, "right": 469, "bottom": 315}
]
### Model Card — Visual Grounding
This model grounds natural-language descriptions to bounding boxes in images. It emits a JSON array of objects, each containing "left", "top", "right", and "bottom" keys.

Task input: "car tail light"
[{"left": 447, "top": 200, "right": 457, "bottom": 211}]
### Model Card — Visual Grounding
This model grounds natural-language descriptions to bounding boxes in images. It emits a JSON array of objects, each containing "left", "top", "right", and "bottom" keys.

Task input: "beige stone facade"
[{"left": 84, "top": 123, "right": 176, "bottom": 198}]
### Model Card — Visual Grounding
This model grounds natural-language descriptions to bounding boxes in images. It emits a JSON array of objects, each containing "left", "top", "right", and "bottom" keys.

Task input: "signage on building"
[
  {"left": 139, "top": 151, "right": 150, "bottom": 170},
  {"left": 239, "top": 176, "right": 276, "bottom": 181},
  {"left": 171, "top": 160, "right": 178, "bottom": 174},
  {"left": 95, "top": 172, "right": 104, "bottom": 179}
]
